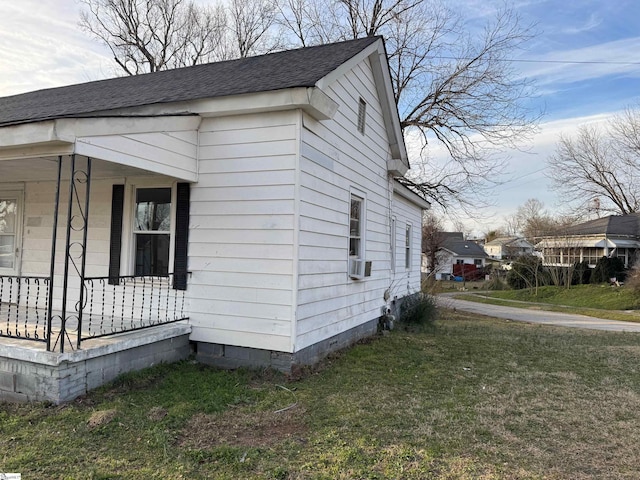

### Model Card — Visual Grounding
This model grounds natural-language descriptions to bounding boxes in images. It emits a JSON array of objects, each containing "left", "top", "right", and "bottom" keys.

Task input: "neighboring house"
[
  {"left": 537, "top": 214, "right": 640, "bottom": 268},
  {"left": 0, "top": 37, "right": 429, "bottom": 402},
  {"left": 431, "top": 235, "right": 488, "bottom": 280},
  {"left": 484, "top": 237, "right": 535, "bottom": 260}
]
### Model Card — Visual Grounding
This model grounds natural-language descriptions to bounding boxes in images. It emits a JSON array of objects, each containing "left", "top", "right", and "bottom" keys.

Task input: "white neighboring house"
[
  {"left": 0, "top": 36, "right": 428, "bottom": 401},
  {"left": 484, "top": 237, "right": 535, "bottom": 260},
  {"left": 433, "top": 237, "right": 489, "bottom": 280},
  {"left": 537, "top": 214, "right": 640, "bottom": 268}
]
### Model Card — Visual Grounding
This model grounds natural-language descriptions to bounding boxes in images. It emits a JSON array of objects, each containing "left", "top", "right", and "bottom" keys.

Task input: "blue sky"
[{"left": 0, "top": 0, "right": 639, "bottom": 235}]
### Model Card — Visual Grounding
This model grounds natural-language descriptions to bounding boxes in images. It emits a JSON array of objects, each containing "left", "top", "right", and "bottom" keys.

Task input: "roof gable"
[{"left": 0, "top": 37, "right": 379, "bottom": 127}]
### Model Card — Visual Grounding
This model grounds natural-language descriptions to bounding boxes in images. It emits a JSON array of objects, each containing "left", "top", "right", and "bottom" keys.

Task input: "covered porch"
[{"left": 0, "top": 115, "right": 198, "bottom": 401}]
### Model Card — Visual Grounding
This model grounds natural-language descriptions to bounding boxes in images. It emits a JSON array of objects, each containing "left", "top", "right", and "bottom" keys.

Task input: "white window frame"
[
  {"left": 121, "top": 180, "right": 177, "bottom": 277},
  {"left": 391, "top": 216, "right": 396, "bottom": 273},
  {"left": 0, "top": 186, "right": 24, "bottom": 277},
  {"left": 405, "top": 223, "right": 412, "bottom": 270},
  {"left": 348, "top": 189, "right": 367, "bottom": 279}
]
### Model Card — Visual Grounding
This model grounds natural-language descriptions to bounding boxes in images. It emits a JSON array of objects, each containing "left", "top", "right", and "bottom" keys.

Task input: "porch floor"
[{"left": 0, "top": 302, "right": 187, "bottom": 352}]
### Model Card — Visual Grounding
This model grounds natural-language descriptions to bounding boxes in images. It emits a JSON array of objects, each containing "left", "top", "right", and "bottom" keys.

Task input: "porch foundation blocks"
[
  {"left": 195, "top": 318, "right": 379, "bottom": 372},
  {"left": 0, "top": 323, "right": 191, "bottom": 404}
]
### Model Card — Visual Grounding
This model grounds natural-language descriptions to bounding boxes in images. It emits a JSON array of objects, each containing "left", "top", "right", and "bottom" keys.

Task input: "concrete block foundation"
[
  {"left": 0, "top": 323, "right": 191, "bottom": 404},
  {"left": 195, "top": 318, "right": 379, "bottom": 372}
]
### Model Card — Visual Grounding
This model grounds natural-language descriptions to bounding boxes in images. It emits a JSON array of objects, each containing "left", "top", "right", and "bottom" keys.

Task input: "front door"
[{"left": 0, "top": 191, "right": 22, "bottom": 276}]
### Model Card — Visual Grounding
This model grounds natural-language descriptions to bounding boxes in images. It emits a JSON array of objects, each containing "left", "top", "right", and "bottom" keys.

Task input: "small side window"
[{"left": 405, "top": 223, "right": 411, "bottom": 270}]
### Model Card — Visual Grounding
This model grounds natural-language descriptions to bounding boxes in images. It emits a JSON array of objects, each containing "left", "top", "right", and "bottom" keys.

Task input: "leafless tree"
[
  {"left": 229, "top": 0, "right": 282, "bottom": 58},
  {"left": 548, "top": 107, "right": 640, "bottom": 216},
  {"left": 421, "top": 211, "right": 445, "bottom": 275},
  {"left": 277, "top": 0, "right": 539, "bottom": 213},
  {"left": 514, "top": 198, "right": 558, "bottom": 242},
  {"left": 79, "top": 0, "right": 231, "bottom": 74},
  {"left": 81, "top": 0, "right": 539, "bottom": 213}
]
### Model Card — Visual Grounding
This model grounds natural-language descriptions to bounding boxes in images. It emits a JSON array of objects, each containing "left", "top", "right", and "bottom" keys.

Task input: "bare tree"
[
  {"left": 277, "top": 0, "right": 539, "bottom": 213},
  {"left": 515, "top": 198, "right": 558, "bottom": 242},
  {"left": 229, "top": 0, "right": 282, "bottom": 58},
  {"left": 421, "top": 211, "right": 445, "bottom": 276},
  {"left": 548, "top": 107, "right": 640, "bottom": 216},
  {"left": 79, "top": 0, "right": 232, "bottom": 74},
  {"left": 81, "top": 0, "right": 539, "bottom": 212}
]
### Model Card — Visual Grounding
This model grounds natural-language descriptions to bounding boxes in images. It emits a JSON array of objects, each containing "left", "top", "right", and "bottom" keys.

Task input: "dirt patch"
[
  {"left": 179, "top": 406, "right": 307, "bottom": 449},
  {"left": 87, "top": 409, "right": 118, "bottom": 429},
  {"left": 148, "top": 406, "right": 168, "bottom": 422}
]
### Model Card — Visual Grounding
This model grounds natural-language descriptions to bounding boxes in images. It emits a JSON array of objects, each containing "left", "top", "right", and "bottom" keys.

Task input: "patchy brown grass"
[
  {"left": 179, "top": 406, "right": 308, "bottom": 449},
  {"left": 86, "top": 409, "right": 118, "bottom": 429}
]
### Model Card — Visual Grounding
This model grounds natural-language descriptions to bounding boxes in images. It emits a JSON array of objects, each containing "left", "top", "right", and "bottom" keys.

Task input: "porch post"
[
  {"left": 46, "top": 156, "right": 63, "bottom": 352},
  {"left": 76, "top": 158, "right": 92, "bottom": 349},
  {"left": 59, "top": 154, "right": 77, "bottom": 353}
]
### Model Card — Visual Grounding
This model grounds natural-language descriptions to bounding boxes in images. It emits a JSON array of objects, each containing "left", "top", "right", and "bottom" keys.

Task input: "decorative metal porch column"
[{"left": 47, "top": 154, "right": 92, "bottom": 352}]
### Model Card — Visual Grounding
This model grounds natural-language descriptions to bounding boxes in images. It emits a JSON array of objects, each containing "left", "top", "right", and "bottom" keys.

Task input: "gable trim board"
[{"left": 0, "top": 37, "right": 427, "bottom": 376}]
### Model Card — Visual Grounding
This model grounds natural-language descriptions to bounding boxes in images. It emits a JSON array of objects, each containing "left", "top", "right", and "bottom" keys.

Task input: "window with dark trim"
[
  {"left": 108, "top": 183, "right": 190, "bottom": 290},
  {"left": 134, "top": 187, "right": 171, "bottom": 276}
]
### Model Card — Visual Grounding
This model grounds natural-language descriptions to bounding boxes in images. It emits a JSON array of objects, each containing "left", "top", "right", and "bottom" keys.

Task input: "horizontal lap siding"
[
  {"left": 188, "top": 112, "right": 297, "bottom": 352},
  {"left": 390, "top": 194, "right": 424, "bottom": 300},
  {"left": 75, "top": 131, "right": 197, "bottom": 180},
  {"left": 18, "top": 178, "right": 115, "bottom": 312},
  {"left": 295, "top": 59, "right": 393, "bottom": 351}
]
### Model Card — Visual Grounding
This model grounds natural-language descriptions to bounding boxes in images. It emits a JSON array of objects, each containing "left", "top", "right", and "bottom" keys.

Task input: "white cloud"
[
  {"left": 0, "top": 1, "right": 111, "bottom": 96},
  {"left": 518, "top": 37, "right": 640, "bottom": 87}
]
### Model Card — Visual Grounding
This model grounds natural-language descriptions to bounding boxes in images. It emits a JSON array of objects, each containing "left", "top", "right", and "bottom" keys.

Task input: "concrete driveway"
[{"left": 439, "top": 293, "right": 640, "bottom": 333}]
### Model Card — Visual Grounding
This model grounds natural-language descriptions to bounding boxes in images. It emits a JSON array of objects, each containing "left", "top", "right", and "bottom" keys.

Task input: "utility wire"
[{"left": 437, "top": 56, "right": 640, "bottom": 65}]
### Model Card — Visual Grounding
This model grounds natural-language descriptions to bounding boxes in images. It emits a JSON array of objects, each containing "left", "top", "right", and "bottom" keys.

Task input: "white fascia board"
[
  {"left": 54, "top": 115, "right": 201, "bottom": 141},
  {"left": 316, "top": 38, "right": 409, "bottom": 170},
  {"left": 0, "top": 121, "right": 66, "bottom": 149},
  {"left": 0, "top": 116, "right": 200, "bottom": 150},
  {"left": 393, "top": 179, "right": 430, "bottom": 210},
  {"left": 190, "top": 87, "right": 338, "bottom": 120}
]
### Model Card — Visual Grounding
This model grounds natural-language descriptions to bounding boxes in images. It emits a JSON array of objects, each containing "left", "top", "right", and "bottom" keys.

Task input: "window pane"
[
  {"left": 0, "top": 235, "right": 14, "bottom": 269},
  {"left": 0, "top": 199, "right": 17, "bottom": 234},
  {"left": 350, "top": 195, "right": 363, "bottom": 258},
  {"left": 136, "top": 188, "right": 171, "bottom": 231},
  {"left": 135, "top": 234, "right": 170, "bottom": 276}
]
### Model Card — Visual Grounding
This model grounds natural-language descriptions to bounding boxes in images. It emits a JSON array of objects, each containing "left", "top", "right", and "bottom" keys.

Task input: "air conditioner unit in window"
[{"left": 349, "top": 259, "right": 372, "bottom": 279}]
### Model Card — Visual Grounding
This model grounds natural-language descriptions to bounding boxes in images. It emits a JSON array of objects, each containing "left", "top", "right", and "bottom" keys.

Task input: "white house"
[
  {"left": 0, "top": 37, "right": 428, "bottom": 402},
  {"left": 432, "top": 236, "right": 488, "bottom": 280},
  {"left": 484, "top": 237, "right": 535, "bottom": 260}
]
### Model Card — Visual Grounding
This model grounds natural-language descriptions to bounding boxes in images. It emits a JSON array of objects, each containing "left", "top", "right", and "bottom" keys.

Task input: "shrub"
[
  {"left": 399, "top": 292, "right": 438, "bottom": 327},
  {"left": 506, "top": 255, "right": 547, "bottom": 290},
  {"left": 591, "top": 256, "right": 626, "bottom": 284},
  {"left": 484, "top": 275, "right": 508, "bottom": 290},
  {"left": 572, "top": 260, "right": 591, "bottom": 285}
]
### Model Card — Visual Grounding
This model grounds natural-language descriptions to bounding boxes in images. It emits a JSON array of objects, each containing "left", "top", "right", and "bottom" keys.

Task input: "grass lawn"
[
  {"left": 456, "top": 284, "right": 640, "bottom": 322},
  {"left": 4, "top": 310, "right": 640, "bottom": 479}
]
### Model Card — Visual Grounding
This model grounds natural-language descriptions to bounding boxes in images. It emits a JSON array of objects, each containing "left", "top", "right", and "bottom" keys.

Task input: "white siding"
[
  {"left": 389, "top": 193, "right": 423, "bottom": 301},
  {"left": 75, "top": 131, "right": 198, "bottom": 181},
  {"left": 295, "top": 58, "right": 395, "bottom": 351},
  {"left": 15, "top": 177, "right": 115, "bottom": 312},
  {"left": 188, "top": 111, "right": 298, "bottom": 352}
]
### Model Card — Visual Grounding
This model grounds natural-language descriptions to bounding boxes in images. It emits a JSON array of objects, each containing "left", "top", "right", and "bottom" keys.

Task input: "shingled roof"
[
  {"left": 562, "top": 214, "right": 640, "bottom": 237},
  {"left": 0, "top": 36, "right": 380, "bottom": 127},
  {"left": 442, "top": 238, "right": 488, "bottom": 257}
]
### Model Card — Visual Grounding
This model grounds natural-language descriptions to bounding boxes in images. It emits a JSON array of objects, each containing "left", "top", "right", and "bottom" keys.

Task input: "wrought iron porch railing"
[
  {"left": 0, "top": 275, "right": 51, "bottom": 343},
  {"left": 81, "top": 273, "right": 189, "bottom": 340}
]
